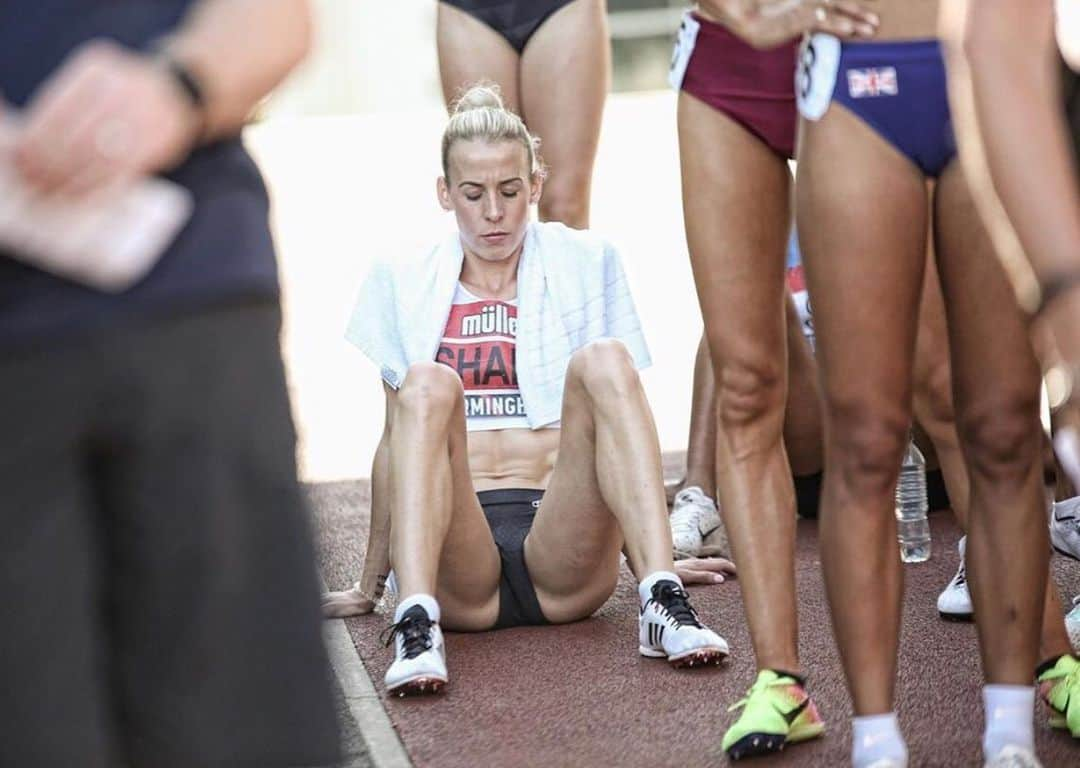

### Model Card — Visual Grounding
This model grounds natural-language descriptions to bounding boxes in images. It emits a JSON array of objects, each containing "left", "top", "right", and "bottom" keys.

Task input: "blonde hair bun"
[
  {"left": 452, "top": 83, "right": 504, "bottom": 115},
  {"left": 442, "top": 81, "right": 545, "bottom": 181}
]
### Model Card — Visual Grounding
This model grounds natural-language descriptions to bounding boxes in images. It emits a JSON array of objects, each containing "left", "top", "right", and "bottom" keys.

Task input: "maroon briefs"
[{"left": 678, "top": 13, "right": 798, "bottom": 159}]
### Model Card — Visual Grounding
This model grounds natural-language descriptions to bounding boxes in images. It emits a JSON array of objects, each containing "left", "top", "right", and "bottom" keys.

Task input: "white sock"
[
  {"left": 852, "top": 713, "right": 907, "bottom": 768},
  {"left": 982, "top": 685, "right": 1035, "bottom": 759},
  {"left": 638, "top": 570, "right": 681, "bottom": 606},
  {"left": 394, "top": 593, "right": 440, "bottom": 624}
]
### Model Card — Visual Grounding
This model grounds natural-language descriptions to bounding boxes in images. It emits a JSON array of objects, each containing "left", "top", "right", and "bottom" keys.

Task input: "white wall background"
[
  {"left": 245, "top": 1, "right": 700, "bottom": 482},
  {"left": 247, "top": 90, "right": 702, "bottom": 482}
]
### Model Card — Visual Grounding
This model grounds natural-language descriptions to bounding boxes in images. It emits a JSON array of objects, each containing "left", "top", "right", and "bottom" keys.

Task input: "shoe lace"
[
  {"left": 727, "top": 674, "right": 789, "bottom": 713},
  {"left": 380, "top": 610, "right": 434, "bottom": 660},
  {"left": 654, "top": 582, "right": 701, "bottom": 627}
]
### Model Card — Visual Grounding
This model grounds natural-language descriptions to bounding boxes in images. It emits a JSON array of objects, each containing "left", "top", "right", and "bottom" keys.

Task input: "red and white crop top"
[{"left": 435, "top": 282, "right": 530, "bottom": 431}]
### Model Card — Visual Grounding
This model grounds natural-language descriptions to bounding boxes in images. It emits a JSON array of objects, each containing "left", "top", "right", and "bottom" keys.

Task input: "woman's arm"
[
  {"left": 161, "top": 0, "right": 313, "bottom": 141},
  {"left": 357, "top": 386, "right": 396, "bottom": 604},
  {"left": 943, "top": 0, "right": 1080, "bottom": 311},
  {"left": 322, "top": 385, "right": 395, "bottom": 618}
]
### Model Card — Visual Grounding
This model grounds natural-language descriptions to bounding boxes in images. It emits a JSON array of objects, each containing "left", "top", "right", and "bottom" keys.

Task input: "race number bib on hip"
[
  {"left": 796, "top": 33, "right": 841, "bottom": 121},
  {"left": 668, "top": 11, "right": 701, "bottom": 91}
]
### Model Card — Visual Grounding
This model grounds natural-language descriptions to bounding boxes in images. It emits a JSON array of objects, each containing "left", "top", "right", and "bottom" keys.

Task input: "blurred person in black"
[{"left": 0, "top": 1, "right": 340, "bottom": 766}]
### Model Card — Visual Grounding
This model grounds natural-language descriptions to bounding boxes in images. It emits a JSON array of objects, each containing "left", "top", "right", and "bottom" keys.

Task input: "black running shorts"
[{"left": 478, "top": 488, "right": 550, "bottom": 629}]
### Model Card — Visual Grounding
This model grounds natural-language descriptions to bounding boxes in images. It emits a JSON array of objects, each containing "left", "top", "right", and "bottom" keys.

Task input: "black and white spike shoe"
[
  {"left": 639, "top": 580, "right": 729, "bottom": 667},
  {"left": 382, "top": 605, "right": 448, "bottom": 696}
]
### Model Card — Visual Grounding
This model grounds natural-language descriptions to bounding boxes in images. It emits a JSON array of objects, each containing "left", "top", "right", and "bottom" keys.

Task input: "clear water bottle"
[{"left": 895, "top": 439, "right": 931, "bottom": 563}]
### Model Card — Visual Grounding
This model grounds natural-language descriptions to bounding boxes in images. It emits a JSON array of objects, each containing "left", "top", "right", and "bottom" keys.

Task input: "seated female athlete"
[{"left": 322, "top": 85, "right": 733, "bottom": 696}]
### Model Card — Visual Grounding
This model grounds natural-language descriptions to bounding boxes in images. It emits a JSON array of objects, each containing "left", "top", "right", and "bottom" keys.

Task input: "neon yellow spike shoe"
[
  {"left": 722, "top": 669, "right": 825, "bottom": 760},
  {"left": 1037, "top": 653, "right": 1080, "bottom": 737}
]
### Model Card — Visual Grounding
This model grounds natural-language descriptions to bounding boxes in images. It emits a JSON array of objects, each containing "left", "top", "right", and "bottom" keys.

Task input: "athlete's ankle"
[
  {"left": 638, "top": 570, "right": 682, "bottom": 606},
  {"left": 982, "top": 685, "right": 1035, "bottom": 758},
  {"left": 764, "top": 668, "right": 807, "bottom": 687},
  {"left": 851, "top": 712, "right": 907, "bottom": 768}
]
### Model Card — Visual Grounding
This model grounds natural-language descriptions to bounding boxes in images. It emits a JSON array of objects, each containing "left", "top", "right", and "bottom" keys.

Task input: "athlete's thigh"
[
  {"left": 523, "top": 373, "right": 623, "bottom": 622},
  {"left": 519, "top": 0, "right": 609, "bottom": 223},
  {"left": 679, "top": 91, "right": 791, "bottom": 373},
  {"left": 932, "top": 162, "right": 1041, "bottom": 419},
  {"left": 796, "top": 105, "right": 928, "bottom": 424},
  {"left": 437, "top": 429, "right": 504, "bottom": 624},
  {"left": 436, "top": 1, "right": 521, "bottom": 113}
]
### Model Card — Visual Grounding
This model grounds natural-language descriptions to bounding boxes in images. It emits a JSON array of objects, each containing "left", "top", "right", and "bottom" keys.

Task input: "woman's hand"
[
  {"left": 675, "top": 556, "right": 737, "bottom": 585},
  {"left": 12, "top": 39, "right": 201, "bottom": 198},
  {"left": 322, "top": 583, "right": 378, "bottom": 619},
  {"left": 699, "top": 0, "right": 879, "bottom": 49}
]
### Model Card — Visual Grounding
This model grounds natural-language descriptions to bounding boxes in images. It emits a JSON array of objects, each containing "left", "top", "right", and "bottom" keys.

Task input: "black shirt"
[{"left": 0, "top": 0, "right": 280, "bottom": 347}]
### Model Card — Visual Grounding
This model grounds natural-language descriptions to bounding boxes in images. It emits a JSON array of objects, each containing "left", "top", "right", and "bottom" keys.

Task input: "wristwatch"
[{"left": 150, "top": 43, "right": 208, "bottom": 138}]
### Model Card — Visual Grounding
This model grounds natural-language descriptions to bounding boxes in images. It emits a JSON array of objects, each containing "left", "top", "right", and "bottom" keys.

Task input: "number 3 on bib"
[{"left": 669, "top": 11, "right": 701, "bottom": 91}]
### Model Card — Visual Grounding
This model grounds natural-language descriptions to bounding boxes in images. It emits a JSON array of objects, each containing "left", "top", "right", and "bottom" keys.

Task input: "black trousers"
[{"left": 0, "top": 301, "right": 340, "bottom": 768}]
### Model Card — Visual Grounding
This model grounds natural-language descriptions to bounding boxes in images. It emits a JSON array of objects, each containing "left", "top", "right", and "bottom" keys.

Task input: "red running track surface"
[{"left": 310, "top": 480, "right": 1080, "bottom": 768}]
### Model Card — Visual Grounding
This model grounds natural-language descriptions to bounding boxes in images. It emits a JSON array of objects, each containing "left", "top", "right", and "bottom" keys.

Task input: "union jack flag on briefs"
[{"left": 847, "top": 67, "right": 899, "bottom": 98}]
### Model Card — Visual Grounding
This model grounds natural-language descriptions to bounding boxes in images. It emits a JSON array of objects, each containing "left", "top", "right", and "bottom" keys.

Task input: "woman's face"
[{"left": 438, "top": 139, "right": 542, "bottom": 263}]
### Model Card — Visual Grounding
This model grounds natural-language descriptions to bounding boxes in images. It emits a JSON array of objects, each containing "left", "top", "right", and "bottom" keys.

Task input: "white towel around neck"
[{"left": 345, "top": 220, "right": 651, "bottom": 429}]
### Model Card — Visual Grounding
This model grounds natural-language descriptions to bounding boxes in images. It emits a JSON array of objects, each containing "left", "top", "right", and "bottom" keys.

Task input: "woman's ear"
[{"left": 437, "top": 175, "right": 453, "bottom": 212}]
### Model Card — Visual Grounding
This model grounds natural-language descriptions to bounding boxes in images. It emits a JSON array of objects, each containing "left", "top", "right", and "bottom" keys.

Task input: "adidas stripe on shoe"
[
  {"left": 638, "top": 579, "right": 728, "bottom": 667},
  {"left": 938, "top": 536, "right": 973, "bottom": 621}
]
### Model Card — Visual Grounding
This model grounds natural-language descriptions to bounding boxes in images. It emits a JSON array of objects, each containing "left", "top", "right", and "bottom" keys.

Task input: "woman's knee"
[
  {"left": 397, "top": 361, "right": 463, "bottom": 419},
  {"left": 538, "top": 187, "right": 590, "bottom": 230},
  {"left": 956, "top": 393, "right": 1041, "bottom": 483},
  {"left": 715, "top": 353, "right": 785, "bottom": 432},
  {"left": 827, "top": 397, "right": 912, "bottom": 497},
  {"left": 567, "top": 339, "right": 641, "bottom": 398}
]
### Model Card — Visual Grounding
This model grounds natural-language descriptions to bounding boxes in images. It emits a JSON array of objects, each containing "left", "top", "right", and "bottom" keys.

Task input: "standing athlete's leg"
[
  {"left": 781, "top": 293, "right": 824, "bottom": 478},
  {"left": 798, "top": 101, "right": 928, "bottom": 767},
  {"left": 685, "top": 334, "right": 720, "bottom": 495},
  {"left": 913, "top": 245, "right": 969, "bottom": 517},
  {"left": 436, "top": 2, "right": 521, "bottom": 113},
  {"left": 518, "top": 0, "right": 608, "bottom": 228},
  {"left": 933, "top": 163, "right": 1070, "bottom": 757},
  {"left": 680, "top": 87, "right": 826, "bottom": 759},
  {"left": 681, "top": 90, "right": 795, "bottom": 672},
  {"left": 669, "top": 334, "right": 723, "bottom": 557}
]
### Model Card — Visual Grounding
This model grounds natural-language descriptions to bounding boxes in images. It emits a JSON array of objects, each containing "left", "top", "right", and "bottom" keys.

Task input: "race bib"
[
  {"left": 668, "top": 11, "right": 701, "bottom": 91},
  {"left": 796, "top": 33, "right": 841, "bottom": 121}
]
